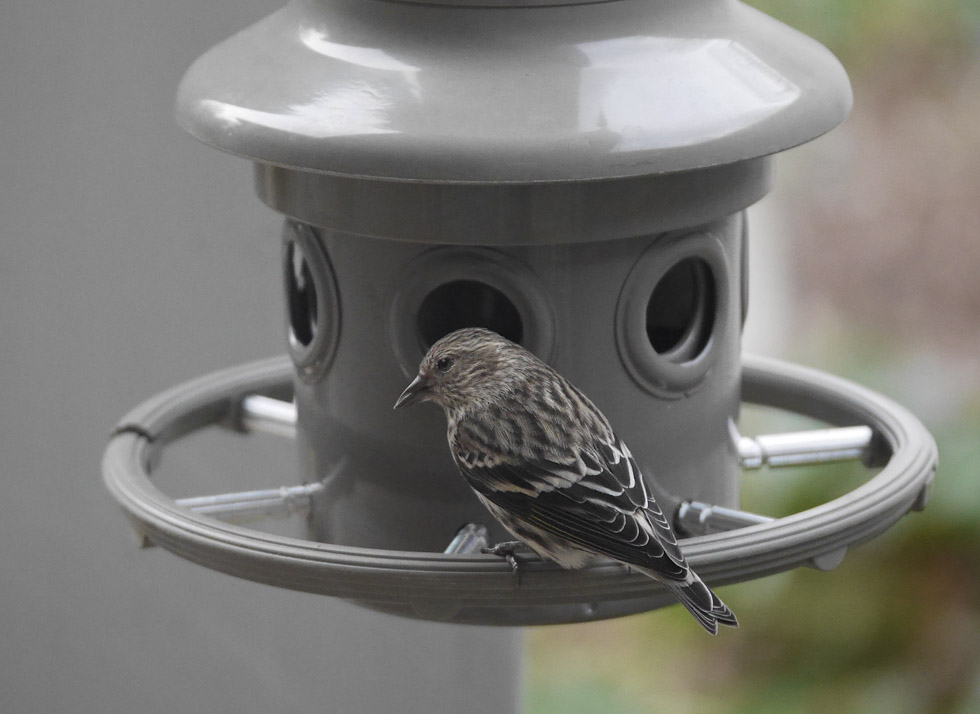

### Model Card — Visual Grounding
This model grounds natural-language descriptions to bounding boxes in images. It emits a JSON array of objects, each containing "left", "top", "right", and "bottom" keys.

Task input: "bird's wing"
[{"left": 462, "top": 437, "right": 689, "bottom": 581}]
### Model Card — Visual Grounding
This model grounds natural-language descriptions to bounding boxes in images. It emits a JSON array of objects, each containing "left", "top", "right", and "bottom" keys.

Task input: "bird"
[{"left": 394, "top": 327, "right": 737, "bottom": 634}]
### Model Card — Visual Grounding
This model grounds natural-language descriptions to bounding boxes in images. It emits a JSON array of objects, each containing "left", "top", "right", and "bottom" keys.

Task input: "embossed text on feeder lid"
[{"left": 176, "top": 0, "right": 852, "bottom": 183}]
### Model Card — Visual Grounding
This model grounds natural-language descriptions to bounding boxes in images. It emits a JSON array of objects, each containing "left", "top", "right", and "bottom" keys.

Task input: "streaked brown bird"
[{"left": 395, "top": 327, "right": 737, "bottom": 634}]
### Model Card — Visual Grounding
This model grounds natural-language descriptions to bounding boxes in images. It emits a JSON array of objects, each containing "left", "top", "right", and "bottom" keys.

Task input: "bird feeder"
[{"left": 104, "top": 0, "right": 937, "bottom": 627}]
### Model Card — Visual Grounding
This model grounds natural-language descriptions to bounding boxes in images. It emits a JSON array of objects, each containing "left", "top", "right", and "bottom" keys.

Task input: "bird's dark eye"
[{"left": 436, "top": 356, "right": 455, "bottom": 372}]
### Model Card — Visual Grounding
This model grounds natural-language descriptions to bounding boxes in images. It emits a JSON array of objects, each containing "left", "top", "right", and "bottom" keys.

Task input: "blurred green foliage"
[{"left": 748, "top": 0, "right": 980, "bottom": 71}]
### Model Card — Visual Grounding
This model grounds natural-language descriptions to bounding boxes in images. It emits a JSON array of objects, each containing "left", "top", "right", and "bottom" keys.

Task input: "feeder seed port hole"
[{"left": 103, "top": 355, "right": 936, "bottom": 626}]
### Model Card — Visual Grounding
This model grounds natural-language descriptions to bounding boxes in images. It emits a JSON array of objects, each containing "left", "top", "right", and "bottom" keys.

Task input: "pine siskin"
[{"left": 394, "top": 327, "right": 737, "bottom": 634}]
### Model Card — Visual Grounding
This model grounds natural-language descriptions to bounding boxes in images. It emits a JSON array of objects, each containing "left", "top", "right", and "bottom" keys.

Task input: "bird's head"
[{"left": 393, "top": 327, "right": 523, "bottom": 413}]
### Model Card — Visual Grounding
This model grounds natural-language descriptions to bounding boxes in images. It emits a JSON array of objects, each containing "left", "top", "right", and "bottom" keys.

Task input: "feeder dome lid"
[{"left": 176, "top": 0, "right": 852, "bottom": 183}]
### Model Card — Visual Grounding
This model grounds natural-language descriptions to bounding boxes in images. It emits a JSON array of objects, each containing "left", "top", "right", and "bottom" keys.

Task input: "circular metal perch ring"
[{"left": 103, "top": 356, "right": 937, "bottom": 626}]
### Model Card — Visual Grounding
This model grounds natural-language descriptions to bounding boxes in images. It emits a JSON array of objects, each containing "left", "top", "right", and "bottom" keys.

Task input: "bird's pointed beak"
[{"left": 394, "top": 374, "right": 431, "bottom": 409}]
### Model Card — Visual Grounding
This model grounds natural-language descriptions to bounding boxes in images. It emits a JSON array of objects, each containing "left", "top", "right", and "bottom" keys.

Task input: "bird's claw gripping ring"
[{"left": 482, "top": 541, "right": 530, "bottom": 588}]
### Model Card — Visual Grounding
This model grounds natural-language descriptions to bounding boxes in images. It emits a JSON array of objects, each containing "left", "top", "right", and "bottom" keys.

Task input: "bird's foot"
[
  {"left": 481, "top": 541, "right": 531, "bottom": 588},
  {"left": 482, "top": 540, "right": 530, "bottom": 557}
]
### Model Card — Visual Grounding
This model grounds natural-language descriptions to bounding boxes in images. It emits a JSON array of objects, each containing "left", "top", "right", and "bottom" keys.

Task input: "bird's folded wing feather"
[{"left": 462, "top": 437, "right": 689, "bottom": 581}]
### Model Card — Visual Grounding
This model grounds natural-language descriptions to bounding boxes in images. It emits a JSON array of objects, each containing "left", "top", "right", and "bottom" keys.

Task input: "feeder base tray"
[{"left": 103, "top": 356, "right": 936, "bottom": 626}]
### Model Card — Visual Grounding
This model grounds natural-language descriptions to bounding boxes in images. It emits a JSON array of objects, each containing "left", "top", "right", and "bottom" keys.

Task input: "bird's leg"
[{"left": 481, "top": 541, "right": 531, "bottom": 588}]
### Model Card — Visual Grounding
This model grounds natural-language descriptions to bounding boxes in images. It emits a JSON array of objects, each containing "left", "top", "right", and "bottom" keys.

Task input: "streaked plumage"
[{"left": 394, "top": 327, "right": 737, "bottom": 634}]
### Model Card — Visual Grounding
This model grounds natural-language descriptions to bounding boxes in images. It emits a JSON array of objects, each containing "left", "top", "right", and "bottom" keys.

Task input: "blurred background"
[
  {"left": 2, "top": 1, "right": 977, "bottom": 712},
  {"left": 529, "top": 2, "right": 980, "bottom": 712}
]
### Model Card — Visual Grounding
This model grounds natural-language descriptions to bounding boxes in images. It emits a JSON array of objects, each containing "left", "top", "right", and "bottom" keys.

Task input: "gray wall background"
[{"left": 0, "top": 3, "right": 518, "bottom": 712}]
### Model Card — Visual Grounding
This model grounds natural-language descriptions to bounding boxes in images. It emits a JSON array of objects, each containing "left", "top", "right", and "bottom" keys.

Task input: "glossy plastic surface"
[
  {"left": 176, "top": 0, "right": 851, "bottom": 183},
  {"left": 290, "top": 216, "right": 744, "bottom": 555}
]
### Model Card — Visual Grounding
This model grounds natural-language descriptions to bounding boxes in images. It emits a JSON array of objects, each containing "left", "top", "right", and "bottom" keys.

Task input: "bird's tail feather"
[{"left": 662, "top": 575, "right": 738, "bottom": 635}]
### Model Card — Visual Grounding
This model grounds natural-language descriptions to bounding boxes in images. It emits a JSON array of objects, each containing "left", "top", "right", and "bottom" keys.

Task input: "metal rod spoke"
[
  {"left": 175, "top": 482, "right": 321, "bottom": 523},
  {"left": 241, "top": 395, "right": 297, "bottom": 437},
  {"left": 444, "top": 523, "right": 490, "bottom": 555},
  {"left": 736, "top": 424, "right": 874, "bottom": 469},
  {"left": 676, "top": 500, "right": 774, "bottom": 536}
]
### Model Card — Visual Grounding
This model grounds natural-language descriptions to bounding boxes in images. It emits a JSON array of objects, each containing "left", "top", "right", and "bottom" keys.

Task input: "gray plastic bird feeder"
[{"left": 105, "top": 0, "right": 937, "bottom": 627}]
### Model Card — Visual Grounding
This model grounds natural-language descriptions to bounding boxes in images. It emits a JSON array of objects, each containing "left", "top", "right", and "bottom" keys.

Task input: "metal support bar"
[
  {"left": 737, "top": 425, "right": 874, "bottom": 469},
  {"left": 240, "top": 395, "right": 297, "bottom": 438},
  {"left": 444, "top": 523, "right": 489, "bottom": 555},
  {"left": 175, "top": 482, "right": 322, "bottom": 523},
  {"left": 676, "top": 500, "right": 774, "bottom": 536},
  {"left": 675, "top": 500, "right": 847, "bottom": 570}
]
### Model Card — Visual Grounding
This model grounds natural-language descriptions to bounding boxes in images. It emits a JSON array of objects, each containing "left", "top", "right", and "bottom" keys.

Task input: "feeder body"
[
  {"left": 293, "top": 213, "right": 746, "bottom": 550},
  {"left": 176, "top": 0, "right": 851, "bottom": 575}
]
